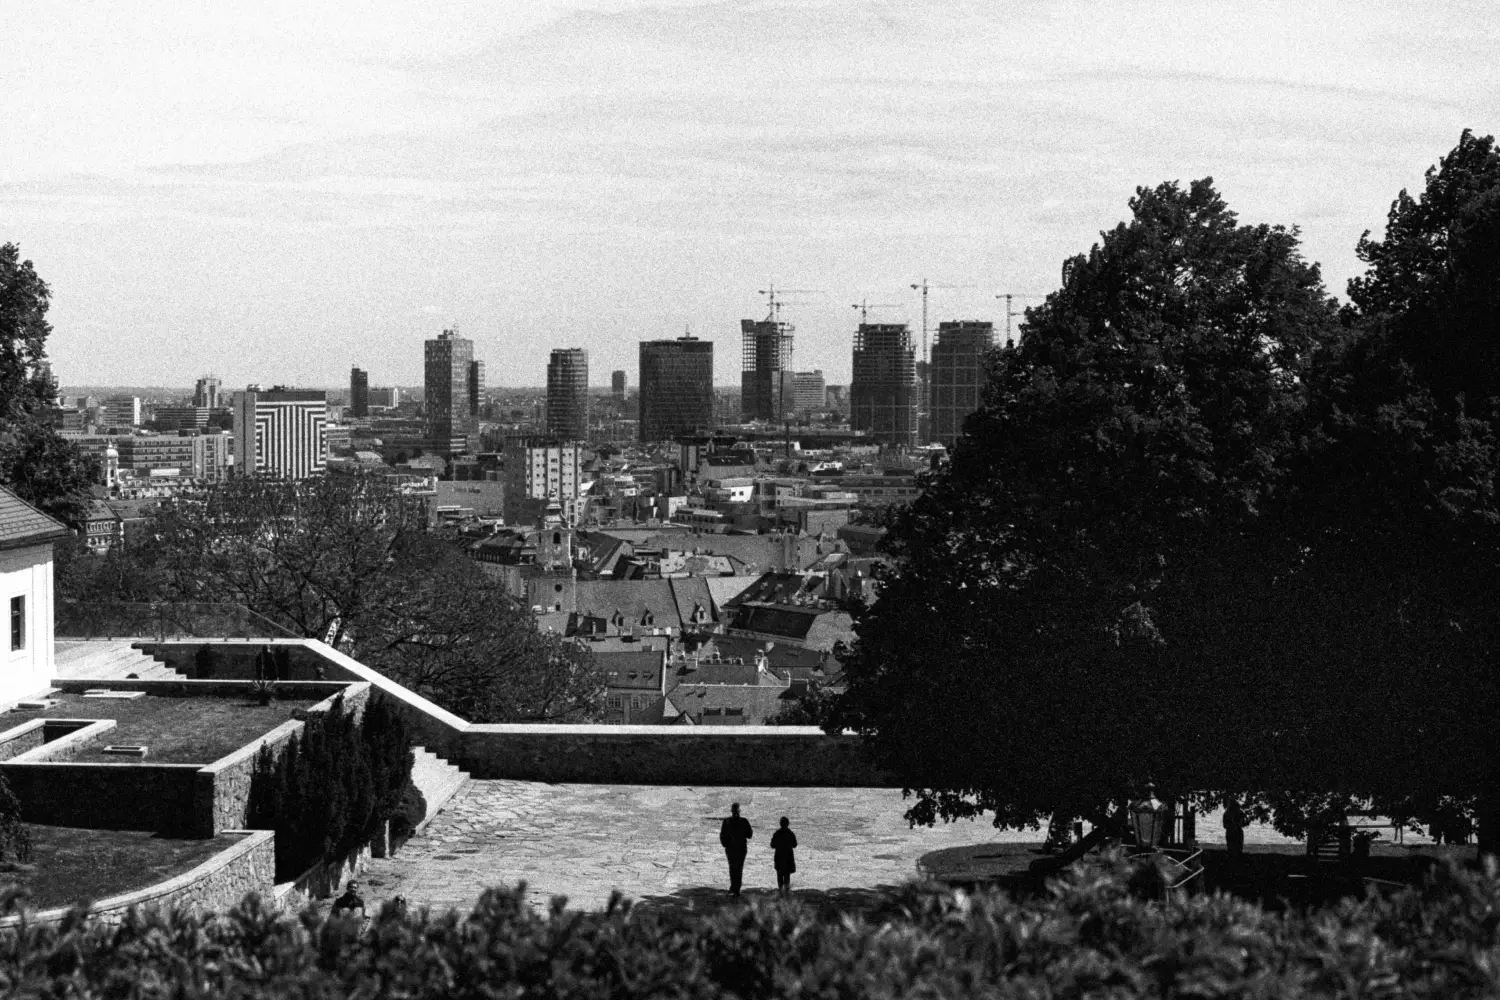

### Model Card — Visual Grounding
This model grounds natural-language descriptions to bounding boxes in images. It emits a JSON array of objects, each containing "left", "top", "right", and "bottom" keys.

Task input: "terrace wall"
[{"left": 0, "top": 830, "right": 277, "bottom": 927}]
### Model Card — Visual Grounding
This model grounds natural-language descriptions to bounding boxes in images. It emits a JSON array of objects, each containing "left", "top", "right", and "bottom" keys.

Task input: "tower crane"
[
  {"left": 996, "top": 293, "right": 1045, "bottom": 346},
  {"left": 910, "top": 280, "right": 980, "bottom": 368},
  {"left": 758, "top": 284, "right": 824, "bottom": 323},
  {"left": 851, "top": 300, "right": 902, "bottom": 323}
]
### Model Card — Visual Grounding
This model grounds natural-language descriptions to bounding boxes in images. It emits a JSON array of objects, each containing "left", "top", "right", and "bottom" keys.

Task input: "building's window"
[{"left": 9, "top": 596, "right": 23, "bottom": 651}]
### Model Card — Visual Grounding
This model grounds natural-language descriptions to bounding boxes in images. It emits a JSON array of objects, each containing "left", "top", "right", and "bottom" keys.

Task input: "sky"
[{"left": 4, "top": 0, "right": 1497, "bottom": 389}]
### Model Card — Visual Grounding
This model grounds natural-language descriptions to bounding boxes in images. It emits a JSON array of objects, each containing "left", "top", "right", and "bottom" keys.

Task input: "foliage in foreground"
[{"left": 4, "top": 857, "right": 1500, "bottom": 997}]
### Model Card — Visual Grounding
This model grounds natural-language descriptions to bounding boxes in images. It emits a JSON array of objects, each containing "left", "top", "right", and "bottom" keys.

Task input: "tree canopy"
[
  {"left": 63, "top": 473, "right": 606, "bottom": 724},
  {"left": 0, "top": 243, "right": 97, "bottom": 522},
  {"left": 836, "top": 148, "right": 1500, "bottom": 839}
]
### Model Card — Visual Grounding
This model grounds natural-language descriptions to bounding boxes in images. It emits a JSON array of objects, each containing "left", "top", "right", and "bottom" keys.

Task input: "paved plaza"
[{"left": 360, "top": 780, "right": 1338, "bottom": 914}]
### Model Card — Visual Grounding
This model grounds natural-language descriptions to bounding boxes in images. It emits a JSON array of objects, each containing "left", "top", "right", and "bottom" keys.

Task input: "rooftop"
[{"left": 0, "top": 486, "right": 70, "bottom": 551}]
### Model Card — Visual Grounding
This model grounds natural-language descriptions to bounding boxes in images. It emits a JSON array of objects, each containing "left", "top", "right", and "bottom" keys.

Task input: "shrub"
[
  {"left": 247, "top": 692, "right": 413, "bottom": 882},
  {"left": 6, "top": 857, "right": 1500, "bottom": 996},
  {"left": 0, "top": 773, "right": 29, "bottom": 864}
]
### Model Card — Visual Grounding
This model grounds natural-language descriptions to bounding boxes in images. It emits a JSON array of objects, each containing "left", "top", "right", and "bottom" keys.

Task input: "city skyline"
[{"left": 5, "top": 2, "right": 1496, "bottom": 387}]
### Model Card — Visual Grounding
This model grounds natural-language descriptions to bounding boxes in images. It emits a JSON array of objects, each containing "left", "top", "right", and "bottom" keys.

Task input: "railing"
[{"left": 56, "top": 602, "right": 296, "bottom": 641}]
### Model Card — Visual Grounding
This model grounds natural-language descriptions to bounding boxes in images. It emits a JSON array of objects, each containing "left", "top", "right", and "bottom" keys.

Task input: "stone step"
[
  {"left": 409, "top": 746, "right": 470, "bottom": 831},
  {"left": 53, "top": 641, "right": 185, "bottom": 681}
]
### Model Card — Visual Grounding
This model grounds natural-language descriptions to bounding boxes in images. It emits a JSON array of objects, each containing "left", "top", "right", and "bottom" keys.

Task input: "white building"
[
  {"left": 0, "top": 487, "right": 68, "bottom": 703},
  {"left": 101, "top": 395, "right": 142, "bottom": 427},
  {"left": 232, "top": 386, "right": 328, "bottom": 480},
  {"left": 502, "top": 441, "right": 581, "bottom": 523}
]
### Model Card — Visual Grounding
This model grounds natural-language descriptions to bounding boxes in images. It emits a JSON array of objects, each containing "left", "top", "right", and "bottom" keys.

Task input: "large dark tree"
[
  {"left": 840, "top": 148, "right": 1500, "bottom": 843},
  {"left": 834, "top": 178, "right": 1357, "bottom": 832},
  {"left": 0, "top": 243, "right": 97, "bottom": 522}
]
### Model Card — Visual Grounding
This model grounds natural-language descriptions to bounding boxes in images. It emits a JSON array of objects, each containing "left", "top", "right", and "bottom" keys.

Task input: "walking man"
[
  {"left": 770, "top": 816, "right": 798, "bottom": 896},
  {"left": 719, "top": 802, "right": 753, "bottom": 897},
  {"left": 1223, "top": 798, "right": 1246, "bottom": 863}
]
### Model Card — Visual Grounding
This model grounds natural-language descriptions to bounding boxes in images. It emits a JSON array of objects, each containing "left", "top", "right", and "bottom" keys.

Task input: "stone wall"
[
  {"left": 0, "top": 720, "right": 47, "bottom": 761},
  {"left": 1, "top": 762, "right": 208, "bottom": 836},
  {"left": 200, "top": 682, "right": 373, "bottom": 836},
  {"left": 0, "top": 830, "right": 277, "bottom": 927},
  {"left": 140, "top": 641, "right": 332, "bottom": 681},
  {"left": 456, "top": 724, "right": 899, "bottom": 786},
  {"left": 159, "top": 640, "right": 900, "bottom": 788},
  {"left": 11, "top": 719, "right": 117, "bottom": 762}
]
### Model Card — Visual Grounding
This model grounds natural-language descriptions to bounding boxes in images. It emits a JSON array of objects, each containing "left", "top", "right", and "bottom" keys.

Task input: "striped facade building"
[{"left": 232, "top": 387, "right": 328, "bottom": 480}]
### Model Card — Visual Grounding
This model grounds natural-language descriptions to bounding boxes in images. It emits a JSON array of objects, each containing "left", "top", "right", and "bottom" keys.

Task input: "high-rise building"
[
  {"left": 546, "top": 348, "right": 590, "bottom": 441},
  {"left": 930, "top": 320, "right": 995, "bottom": 447},
  {"left": 639, "top": 335, "right": 714, "bottom": 442},
  {"left": 193, "top": 377, "right": 221, "bottom": 409},
  {"left": 102, "top": 396, "right": 142, "bottom": 428},
  {"left": 849, "top": 323, "right": 918, "bottom": 448},
  {"left": 468, "top": 360, "right": 484, "bottom": 420},
  {"left": 424, "top": 329, "right": 477, "bottom": 456},
  {"left": 232, "top": 386, "right": 327, "bottom": 479},
  {"left": 740, "top": 319, "right": 794, "bottom": 422},
  {"left": 792, "top": 370, "right": 826, "bottom": 415},
  {"left": 502, "top": 439, "right": 582, "bottom": 525},
  {"left": 350, "top": 367, "right": 370, "bottom": 419},
  {"left": 611, "top": 370, "right": 627, "bottom": 399}
]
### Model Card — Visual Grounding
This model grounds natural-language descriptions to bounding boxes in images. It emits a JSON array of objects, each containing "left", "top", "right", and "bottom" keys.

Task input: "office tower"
[
  {"left": 739, "top": 319, "right": 794, "bottom": 422},
  {"left": 546, "top": 348, "right": 590, "bottom": 441},
  {"left": 850, "top": 323, "right": 918, "bottom": 448},
  {"left": 152, "top": 406, "right": 212, "bottom": 432},
  {"left": 468, "top": 360, "right": 484, "bottom": 419},
  {"left": 502, "top": 439, "right": 581, "bottom": 524},
  {"left": 102, "top": 396, "right": 142, "bottom": 427},
  {"left": 193, "top": 376, "right": 221, "bottom": 409},
  {"left": 350, "top": 367, "right": 370, "bottom": 418},
  {"left": 638, "top": 334, "right": 714, "bottom": 442},
  {"left": 367, "top": 387, "right": 400, "bottom": 410},
  {"left": 424, "top": 328, "right": 477, "bottom": 456},
  {"left": 232, "top": 386, "right": 327, "bottom": 479},
  {"left": 114, "top": 434, "right": 231, "bottom": 480},
  {"left": 611, "top": 370, "right": 627, "bottom": 399},
  {"left": 792, "top": 370, "right": 826, "bottom": 414},
  {"left": 930, "top": 320, "right": 995, "bottom": 447}
]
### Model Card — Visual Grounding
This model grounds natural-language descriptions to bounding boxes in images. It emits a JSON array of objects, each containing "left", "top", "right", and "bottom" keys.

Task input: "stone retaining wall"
[
  {"left": 9, "top": 719, "right": 117, "bottom": 762},
  {"left": 457, "top": 724, "right": 898, "bottom": 786},
  {"left": 138, "top": 641, "right": 333, "bottom": 681},
  {"left": 151, "top": 640, "right": 899, "bottom": 787},
  {"left": 0, "top": 830, "right": 277, "bottom": 927}
]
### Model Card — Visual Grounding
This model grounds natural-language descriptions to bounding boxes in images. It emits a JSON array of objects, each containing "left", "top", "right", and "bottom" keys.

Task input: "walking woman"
[{"left": 770, "top": 816, "right": 797, "bottom": 896}]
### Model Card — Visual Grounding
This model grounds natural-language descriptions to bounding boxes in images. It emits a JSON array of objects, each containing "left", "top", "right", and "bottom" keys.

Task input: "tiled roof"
[
  {"left": 0, "top": 486, "right": 70, "bottom": 551},
  {"left": 662, "top": 683, "right": 796, "bottom": 725}
]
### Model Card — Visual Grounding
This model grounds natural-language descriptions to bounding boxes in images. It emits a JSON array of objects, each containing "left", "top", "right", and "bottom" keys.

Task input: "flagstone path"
[{"left": 359, "top": 780, "right": 1342, "bottom": 915}]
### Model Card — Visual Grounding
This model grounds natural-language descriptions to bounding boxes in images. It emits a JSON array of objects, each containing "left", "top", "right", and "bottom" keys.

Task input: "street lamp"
[{"left": 1130, "top": 786, "right": 1172, "bottom": 850}]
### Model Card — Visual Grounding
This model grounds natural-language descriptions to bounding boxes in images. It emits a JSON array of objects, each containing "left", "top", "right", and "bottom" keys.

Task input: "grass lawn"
[
  {"left": 0, "top": 825, "right": 242, "bottom": 912},
  {"left": 0, "top": 693, "right": 322, "bottom": 764}
]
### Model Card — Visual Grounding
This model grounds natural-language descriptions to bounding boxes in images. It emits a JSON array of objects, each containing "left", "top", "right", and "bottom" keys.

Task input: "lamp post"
[{"left": 1129, "top": 786, "right": 1173, "bottom": 851}]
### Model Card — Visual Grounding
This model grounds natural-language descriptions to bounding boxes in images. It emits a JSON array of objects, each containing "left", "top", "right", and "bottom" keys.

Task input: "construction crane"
[
  {"left": 851, "top": 300, "right": 902, "bottom": 323},
  {"left": 996, "top": 293, "right": 1044, "bottom": 346},
  {"left": 910, "top": 280, "right": 980, "bottom": 369},
  {"left": 758, "top": 284, "right": 824, "bottom": 323}
]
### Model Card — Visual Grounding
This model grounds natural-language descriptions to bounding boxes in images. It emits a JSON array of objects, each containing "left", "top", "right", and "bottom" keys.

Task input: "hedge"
[
  {"left": 246, "top": 691, "right": 414, "bottom": 881},
  {"left": 2, "top": 855, "right": 1500, "bottom": 997}
]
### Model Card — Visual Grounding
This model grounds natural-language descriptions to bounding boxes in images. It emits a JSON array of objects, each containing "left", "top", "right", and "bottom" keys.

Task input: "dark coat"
[
  {"left": 771, "top": 827, "right": 797, "bottom": 874},
  {"left": 720, "top": 815, "right": 752, "bottom": 857}
]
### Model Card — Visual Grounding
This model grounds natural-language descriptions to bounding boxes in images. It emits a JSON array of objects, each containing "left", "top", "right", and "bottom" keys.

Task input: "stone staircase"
[
  {"left": 409, "top": 746, "right": 471, "bottom": 831},
  {"left": 54, "top": 640, "right": 185, "bottom": 681}
]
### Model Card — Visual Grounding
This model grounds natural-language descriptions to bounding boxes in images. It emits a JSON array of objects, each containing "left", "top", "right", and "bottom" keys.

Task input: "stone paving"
[{"left": 360, "top": 780, "right": 1355, "bottom": 914}]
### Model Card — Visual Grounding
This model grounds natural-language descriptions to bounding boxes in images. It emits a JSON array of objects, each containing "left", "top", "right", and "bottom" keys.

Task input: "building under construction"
[
  {"left": 849, "top": 322, "right": 918, "bottom": 449},
  {"left": 739, "top": 319, "right": 794, "bottom": 423},
  {"left": 929, "top": 320, "right": 995, "bottom": 447}
]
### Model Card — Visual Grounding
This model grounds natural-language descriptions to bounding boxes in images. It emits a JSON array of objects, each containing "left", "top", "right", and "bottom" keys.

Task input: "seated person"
[{"left": 330, "top": 880, "right": 366, "bottom": 918}]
